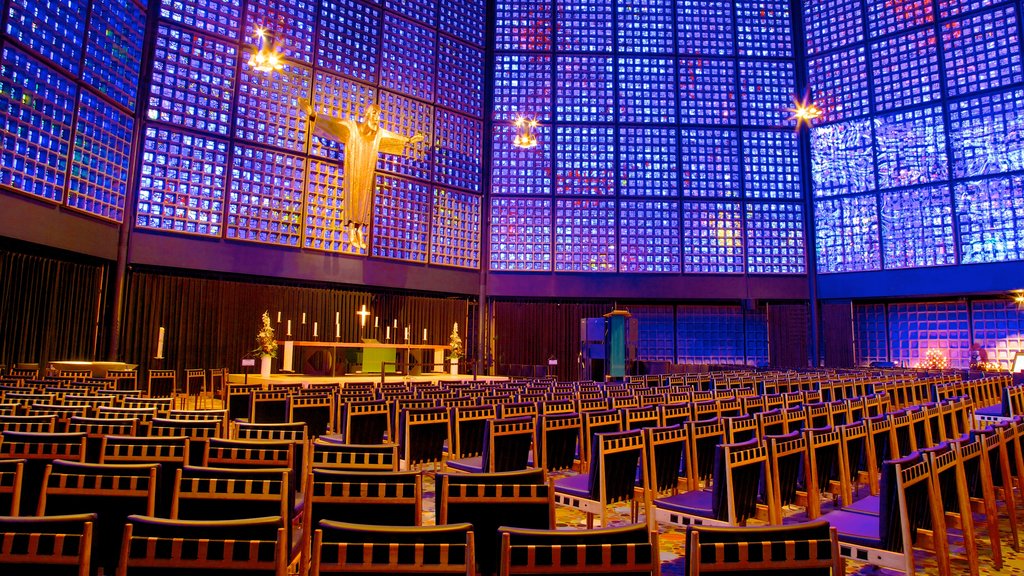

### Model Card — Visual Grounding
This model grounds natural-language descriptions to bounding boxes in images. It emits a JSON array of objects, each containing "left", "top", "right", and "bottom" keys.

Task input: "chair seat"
[
  {"left": 446, "top": 456, "right": 483, "bottom": 473},
  {"left": 821, "top": 509, "right": 882, "bottom": 548},
  {"left": 974, "top": 404, "right": 1003, "bottom": 417},
  {"left": 553, "top": 473, "right": 591, "bottom": 498},
  {"left": 843, "top": 494, "right": 878, "bottom": 514},
  {"left": 653, "top": 489, "right": 712, "bottom": 516}
]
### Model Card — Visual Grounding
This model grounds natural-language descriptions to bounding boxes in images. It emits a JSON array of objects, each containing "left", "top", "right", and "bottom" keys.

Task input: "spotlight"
[
  {"left": 248, "top": 27, "right": 285, "bottom": 73},
  {"left": 512, "top": 115, "right": 539, "bottom": 149},
  {"left": 785, "top": 90, "right": 823, "bottom": 131}
]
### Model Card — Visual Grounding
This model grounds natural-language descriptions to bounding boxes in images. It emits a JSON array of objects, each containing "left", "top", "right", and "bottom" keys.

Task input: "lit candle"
[
  {"left": 156, "top": 327, "right": 165, "bottom": 358},
  {"left": 404, "top": 326, "right": 409, "bottom": 341},
  {"left": 276, "top": 311, "right": 281, "bottom": 322},
  {"left": 287, "top": 320, "right": 292, "bottom": 336},
  {"left": 313, "top": 322, "right": 318, "bottom": 338},
  {"left": 335, "top": 311, "right": 340, "bottom": 323},
  {"left": 423, "top": 328, "right": 427, "bottom": 341},
  {"left": 374, "top": 316, "right": 379, "bottom": 328},
  {"left": 302, "top": 313, "right": 306, "bottom": 324},
  {"left": 394, "top": 319, "right": 398, "bottom": 328},
  {"left": 335, "top": 322, "right": 340, "bottom": 339},
  {"left": 386, "top": 326, "right": 391, "bottom": 340}
]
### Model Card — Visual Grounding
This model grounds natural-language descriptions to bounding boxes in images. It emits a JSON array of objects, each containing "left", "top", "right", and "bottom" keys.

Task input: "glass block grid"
[
  {"left": 377, "top": 91, "right": 433, "bottom": 182},
  {"left": 617, "top": 57, "right": 676, "bottom": 123},
  {"left": 148, "top": 24, "right": 237, "bottom": 137},
  {"left": 136, "top": 126, "right": 227, "bottom": 237},
  {"left": 632, "top": 305, "right": 674, "bottom": 361},
  {"left": 67, "top": 89, "right": 133, "bottom": 222},
  {"left": 433, "top": 109, "right": 482, "bottom": 193},
  {"left": 745, "top": 307, "right": 769, "bottom": 366},
  {"left": 814, "top": 195, "right": 881, "bottom": 273},
  {"left": 619, "top": 200, "right": 681, "bottom": 273},
  {"left": 803, "top": 0, "right": 863, "bottom": 56},
  {"left": 489, "top": 197, "right": 552, "bottom": 271},
  {"left": 735, "top": 0, "right": 793, "bottom": 58},
  {"left": 371, "top": 173, "right": 431, "bottom": 262},
  {"left": 870, "top": 28, "right": 941, "bottom": 112},
  {"left": 677, "top": 0, "right": 734, "bottom": 56},
  {"left": 0, "top": 45, "right": 76, "bottom": 204},
  {"left": 949, "top": 87, "right": 1024, "bottom": 179},
  {"left": 617, "top": 0, "right": 674, "bottom": 53},
  {"left": 386, "top": 0, "right": 437, "bottom": 27},
  {"left": 682, "top": 201, "right": 744, "bottom": 273},
  {"left": 971, "top": 300, "right": 1024, "bottom": 370},
  {"left": 235, "top": 55, "right": 312, "bottom": 152},
  {"left": 316, "top": 0, "right": 381, "bottom": 83},
  {"left": 743, "top": 130, "right": 801, "bottom": 199},
  {"left": 440, "top": 0, "right": 485, "bottom": 47},
  {"left": 309, "top": 72, "right": 377, "bottom": 162},
  {"left": 556, "top": 56, "right": 614, "bottom": 123},
  {"left": 556, "top": 0, "right": 614, "bottom": 52},
  {"left": 380, "top": 14, "right": 436, "bottom": 101},
  {"left": 881, "top": 185, "right": 956, "bottom": 269},
  {"left": 941, "top": 6, "right": 1023, "bottom": 99},
  {"left": 739, "top": 59, "right": 795, "bottom": 128},
  {"left": 618, "top": 127, "right": 678, "bottom": 198},
  {"left": 227, "top": 144, "right": 303, "bottom": 246},
  {"left": 431, "top": 188, "right": 481, "bottom": 269},
  {"left": 745, "top": 202, "right": 806, "bottom": 274},
  {"left": 436, "top": 37, "right": 484, "bottom": 118},
  {"left": 810, "top": 119, "right": 876, "bottom": 197},
  {"left": 807, "top": 46, "right": 870, "bottom": 122},
  {"left": 6, "top": 0, "right": 87, "bottom": 75},
  {"left": 955, "top": 175, "right": 1024, "bottom": 264},
  {"left": 493, "top": 53, "right": 552, "bottom": 123},
  {"left": 242, "top": 0, "right": 316, "bottom": 65},
  {"left": 304, "top": 158, "right": 358, "bottom": 254},
  {"left": 680, "top": 129, "right": 740, "bottom": 197},
  {"left": 677, "top": 305, "right": 747, "bottom": 364},
  {"left": 678, "top": 58, "right": 737, "bottom": 125},
  {"left": 853, "top": 303, "right": 888, "bottom": 366},
  {"left": 494, "top": 0, "right": 552, "bottom": 52},
  {"left": 491, "top": 123, "right": 552, "bottom": 196},
  {"left": 875, "top": 105, "right": 948, "bottom": 190},
  {"left": 555, "top": 125, "right": 615, "bottom": 196},
  {"left": 866, "top": 0, "right": 933, "bottom": 38},
  {"left": 939, "top": 0, "right": 1001, "bottom": 20},
  {"left": 554, "top": 199, "right": 617, "bottom": 272},
  {"left": 83, "top": 0, "right": 145, "bottom": 112},
  {"left": 887, "top": 302, "right": 970, "bottom": 369},
  {"left": 158, "top": 0, "right": 242, "bottom": 40}
]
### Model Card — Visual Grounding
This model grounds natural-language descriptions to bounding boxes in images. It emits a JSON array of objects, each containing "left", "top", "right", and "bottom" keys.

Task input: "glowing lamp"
[
  {"left": 248, "top": 27, "right": 285, "bottom": 73},
  {"left": 785, "top": 92, "right": 823, "bottom": 131},
  {"left": 512, "top": 116, "right": 539, "bottom": 149}
]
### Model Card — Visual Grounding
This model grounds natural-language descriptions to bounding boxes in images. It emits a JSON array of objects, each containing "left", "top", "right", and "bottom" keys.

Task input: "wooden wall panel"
[
  {"left": 822, "top": 302, "right": 855, "bottom": 367},
  {"left": 767, "top": 303, "right": 809, "bottom": 369}
]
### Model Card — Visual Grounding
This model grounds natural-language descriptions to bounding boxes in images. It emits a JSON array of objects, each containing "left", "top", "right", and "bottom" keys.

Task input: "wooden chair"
[
  {"left": 203, "top": 438, "right": 298, "bottom": 510},
  {"left": 447, "top": 415, "right": 535, "bottom": 473},
  {"left": 449, "top": 405, "right": 497, "bottom": 461},
  {"left": 226, "top": 383, "right": 262, "bottom": 421},
  {"left": 0, "top": 459, "right": 24, "bottom": 515},
  {"left": 622, "top": 405, "right": 660, "bottom": 431},
  {"left": 122, "top": 396, "right": 172, "bottom": 417},
  {"left": 67, "top": 416, "right": 138, "bottom": 461},
  {"left": 250, "top": 390, "right": 290, "bottom": 424},
  {"left": 311, "top": 440, "right": 400, "bottom": 472},
  {"left": 100, "top": 435, "right": 190, "bottom": 518},
  {"left": 638, "top": 424, "right": 687, "bottom": 522},
  {"left": 554, "top": 429, "right": 646, "bottom": 528},
  {"left": 146, "top": 369, "right": 177, "bottom": 399},
  {"left": 578, "top": 409, "right": 624, "bottom": 473},
  {"left": 764, "top": 431, "right": 808, "bottom": 524},
  {"left": 687, "top": 418, "right": 726, "bottom": 491},
  {"left": 339, "top": 399, "right": 390, "bottom": 444},
  {"left": 107, "top": 369, "right": 138, "bottom": 392},
  {"left": 723, "top": 414, "right": 758, "bottom": 444},
  {"left": 804, "top": 427, "right": 846, "bottom": 519},
  {"left": 0, "top": 513, "right": 95, "bottom": 576},
  {"left": 0, "top": 431, "right": 86, "bottom": 515},
  {"left": 310, "top": 520, "right": 475, "bottom": 575},
  {"left": 950, "top": 434, "right": 1003, "bottom": 570},
  {"left": 184, "top": 369, "right": 207, "bottom": 409},
  {"left": 289, "top": 392, "right": 334, "bottom": 437},
  {"left": 971, "top": 424, "right": 1020, "bottom": 551},
  {"left": 498, "top": 522, "right": 659, "bottom": 575},
  {"left": 399, "top": 406, "right": 449, "bottom": 470},
  {"left": 0, "top": 414, "right": 56, "bottom": 433},
  {"left": 27, "top": 404, "right": 89, "bottom": 432},
  {"left": 235, "top": 421, "right": 308, "bottom": 486},
  {"left": 684, "top": 520, "right": 842, "bottom": 575},
  {"left": 530, "top": 412, "right": 580, "bottom": 472}
]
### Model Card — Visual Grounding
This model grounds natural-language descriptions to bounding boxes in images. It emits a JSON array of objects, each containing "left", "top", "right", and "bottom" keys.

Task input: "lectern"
[{"left": 603, "top": 310, "right": 632, "bottom": 380}]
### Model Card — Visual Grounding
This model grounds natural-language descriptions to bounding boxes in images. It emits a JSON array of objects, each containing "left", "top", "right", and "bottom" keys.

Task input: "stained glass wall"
[
  {"left": 808, "top": 0, "right": 1024, "bottom": 273},
  {"left": 489, "top": 0, "right": 806, "bottom": 274}
]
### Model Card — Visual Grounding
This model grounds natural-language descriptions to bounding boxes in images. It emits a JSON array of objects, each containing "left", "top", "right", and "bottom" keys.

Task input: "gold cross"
[{"left": 356, "top": 304, "right": 371, "bottom": 327}]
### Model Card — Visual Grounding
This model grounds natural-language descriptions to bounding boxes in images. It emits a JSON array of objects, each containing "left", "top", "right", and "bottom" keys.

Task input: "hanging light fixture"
[
  {"left": 512, "top": 115, "right": 539, "bottom": 149},
  {"left": 785, "top": 90, "right": 823, "bottom": 131},
  {"left": 248, "top": 27, "right": 285, "bottom": 73}
]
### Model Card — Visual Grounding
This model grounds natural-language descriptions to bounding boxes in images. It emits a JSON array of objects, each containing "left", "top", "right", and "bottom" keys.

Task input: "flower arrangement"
[
  {"left": 254, "top": 311, "right": 278, "bottom": 358},
  {"left": 449, "top": 323, "right": 463, "bottom": 360}
]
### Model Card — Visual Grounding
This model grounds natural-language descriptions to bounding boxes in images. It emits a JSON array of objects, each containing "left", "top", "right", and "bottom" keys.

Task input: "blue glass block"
[
  {"left": 677, "top": 305, "right": 746, "bottom": 364},
  {"left": 619, "top": 127, "right": 678, "bottom": 198},
  {"left": 617, "top": 0, "right": 674, "bottom": 53},
  {"left": 949, "top": 87, "right": 1024, "bottom": 179},
  {"left": 235, "top": 57, "right": 312, "bottom": 152},
  {"left": 308, "top": 71, "right": 377, "bottom": 163},
  {"left": 316, "top": 0, "right": 381, "bottom": 83},
  {"left": 493, "top": 53, "right": 552, "bottom": 123},
  {"left": 743, "top": 130, "right": 801, "bottom": 200},
  {"left": 554, "top": 198, "right": 617, "bottom": 272},
  {"left": 0, "top": 45, "right": 76, "bottom": 204},
  {"left": 159, "top": 0, "right": 242, "bottom": 40},
  {"left": 682, "top": 201, "right": 744, "bottom": 273},
  {"left": 434, "top": 109, "right": 483, "bottom": 193},
  {"left": 489, "top": 197, "right": 552, "bottom": 271},
  {"left": 814, "top": 195, "right": 880, "bottom": 273},
  {"left": 942, "top": 6, "right": 1022, "bottom": 99},
  {"left": 557, "top": 0, "right": 613, "bottom": 52},
  {"left": 67, "top": 89, "right": 133, "bottom": 222},
  {"left": 494, "top": 0, "right": 552, "bottom": 51},
  {"left": 735, "top": 0, "right": 793, "bottom": 58},
  {"left": 371, "top": 173, "right": 431, "bottom": 262},
  {"left": 970, "top": 300, "right": 1024, "bottom": 370},
  {"left": 83, "top": 0, "right": 145, "bottom": 111},
  {"left": 739, "top": 59, "right": 795, "bottom": 128},
  {"left": 436, "top": 37, "right": 484, "bottom": 118},
  {"left": 6, "top": 0, "right": 86, "bottom": 75},
  {"left": 555, "top": 56, "right": 613, "bottom": 123},
  {"left": 939, "top": 0, "right": 1000, "bottom": 19},
  {"left": 810, "top": 119, "right": 875, "bottom": 196},
  {"left": 147, "top": 24, "right": 237, "bottom": 137},
  {"left": 380, "top": 14, "right": 435, "bottom": 101},
  {"left": 854, "top": 303, "right": 889, "bottom": 366},
  {"left": 680, "top": 128, "right": 740, "bottom": 197},
  {"left": 866, "top": 0, "right": 932, "bottom": 38},
  {"left": 304, "top": 158, "right": 354, "bottom": 254},
  {"left": 808, "top": 47, "right": 869, "bottom": 122},
  {"left": 619, "top": 200, "right": 681, "bottom": 273},
  {"left": 744, "top": 308, "right": 769, "bottom": 366},
  {"left": 617, "top": 57, "right": 676, "bottom": 123},
  {"left": 555, "top": 126, "right": 615, "bottom": 196},
  {"left": 431, "top": 187, "right": 481, "bottom": 269},
  {"left": 386, "top": 0, "right": 437, "bottom": 27},
  {"left": 803, "top": 0, "right": 863, "bottom": 55},
  {"left": 887, "top": 302, "right": 970, "bottom": 369},
  {"left": 136, "top": 126, "right": 227, "bottom": 237},
  {"left": 491, "top": 124, "right": 551, "bottom": 195},
  {"left": 955, "top": 175, "right": 1024, "bottom": 264},
  {"left": 678, "top": 58, "right": 737, "bottom": 125},
  {"left": 632, "top": 305, "right": 675, "bottom": 360},
  {"left": 677, "top": 0, "right": 734, "bottom": 56},
  {"left": 440, "top": 0, "right": 485, "bottom": 47},
  {"left": 745, "top": 202, "right": 806, "bottom": 274},
  {"left": 870, "top": 28, "right": 941, "bottom": 112},
  {"left": 875, "top": 105, "right": 948, "bottom": 190},
  {"left": 242, "top": 0, "right": 316, "bottom": 65},
  {"left": 377, "top": 91, "right": 433, "bottom": 182},
  {"left": 881, "top": 185, "right": 956, "bottom": 269},
  {"left": 227, "top": 144, "right": 304, "bottom": 246}
]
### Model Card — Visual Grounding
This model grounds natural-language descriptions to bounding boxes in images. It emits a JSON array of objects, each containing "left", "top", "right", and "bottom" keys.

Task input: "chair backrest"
[
  {"left": 0, "top": 458, "right": 25, "bottom": 515},
  {"left": 0, "top": 431, "right": 87, "bottom": 515},
  {"left": 311, "top": 440, "right": 400, "bottom": 471},
  {"left": 0, "top": 513, "right": 95, "bottom": 576},
  {"left": 107, "top": 369, "right": 138, "bottom": 392},
  {"left": 660, "top": 402, "right": 691, "bottom": 429},
  {"left": 250, "top": 390, "right": 291, "bottom": 424},
  {"left": 100, "top": 435, "right": 190, "bottom": 517},
  {"left": 341, "top": 399, "right": 390, "bottom": 444},
  {"left": 644, "top": 424, "right": 686, "bottom": 495},
  {"left": 499, "top": 522, "right": 658, "bottom": 575},
  {"left": 500, "top": 401, "right": 539, "bottom": 419},
  {"left": 399, "top": 406, "right": 449, "bottom": 469},
  {"left": 449, "top": 405, "right": 497, "bottom": 460},
  {"left": 204, "top": 438, "right": 298, "bottom": 494},
  {"left": 172, "top": 465, "right": 291, "bottom": 533},
  {"left": 580, "top": 409, "right": 624, "bottom": 470},
  {"left": 480, "top": 415, "right": 535, "bottom": 473},
  {"left": 535, "top": 412, "right": 580, "bottom": 472},
  {"left": 687, "top": 418, "right": 726, "bottom": 490},
  {"left": 803, "top": 427, "right": 845, "bottom": 519},
  {"left": 875, "top": 452, "right": 935, "bottom": 553},
  {"left": 226, "top": 383, "right": 262, "bottom": 421},
  {"left": 305, "top": 468, "right": 422, "bottom": 531},
  {"left": 622, "top": 405, "right": 660, "bottom": 431},
  {"left": 684, "top": 520, "right": 842, "bottom": 575},
  {"left": 588, "top": 429, "right": 645, "bottom": 505},
  {"left": 290, "top": 392, "right": 334, "bottom": 437},
  {"left": 0, "top": 414, "right": 56, "bottom": 433},
  {"left": 149, "top": 416, "right": 223, "bottom": 438},
  {"left": 724, "top": 414, "right": 758, "bottom": 444},
  {"left": 764, "top": 431, "right": 806, "bottom": 523},
  {"left": 311, "top": 520, "right": 474, "bottom": 575},
  {"left": 147, "top": 370, "right": 177, "bottom": 398},
  {"left": 711, "top": 438, "right": 772, "bottom": 524}
]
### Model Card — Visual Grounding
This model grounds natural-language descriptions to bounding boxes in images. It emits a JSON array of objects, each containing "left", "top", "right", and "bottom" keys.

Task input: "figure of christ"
[{"left": 301, "top": 98, "right": 425, "bottom": 249}]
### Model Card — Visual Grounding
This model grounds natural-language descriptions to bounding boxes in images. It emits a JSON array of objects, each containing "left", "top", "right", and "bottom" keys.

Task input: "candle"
[
  {"left": 374, "top": 316, "right": 379, "bottom": 328},
  {"left": 302, "top": 313, "right": 306, "bottom": 324},
  {"left": 335, "top": 322, "right": 340, "bottom": 339},
  {"left": 423, "top": 328, "right": 427, "bottom": 341},
  {"left": 276, "top": 311, "right": 281, "bottom": 322},
  {"left": 404, "top": 326, "right": 409, "bottom": 341},
  {"left": 156, "top": 327, "right": 165, "bottom": 358},
  {"left": 394, "top": 319, "right": 398, "bottom": 328},
  {"left": 313, "top": 322, "right": 318, "bottom": 338},
  {"left": 287, "top": 320, "right": 292, "bottom": 336},
  {"left": 336, "top": 311, "right": 340, "bottom": 323},
  {"left": 386, "top": 326, "right": 391, "bottom": 340}
]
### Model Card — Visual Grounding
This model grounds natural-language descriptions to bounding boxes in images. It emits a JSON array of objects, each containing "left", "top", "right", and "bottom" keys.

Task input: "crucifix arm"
[
  {"left": 378, "top": 128, "right": 426, "bottom": 155},
  {"left": 300, "top": 98, "right": 351, "bottom": 141}
]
